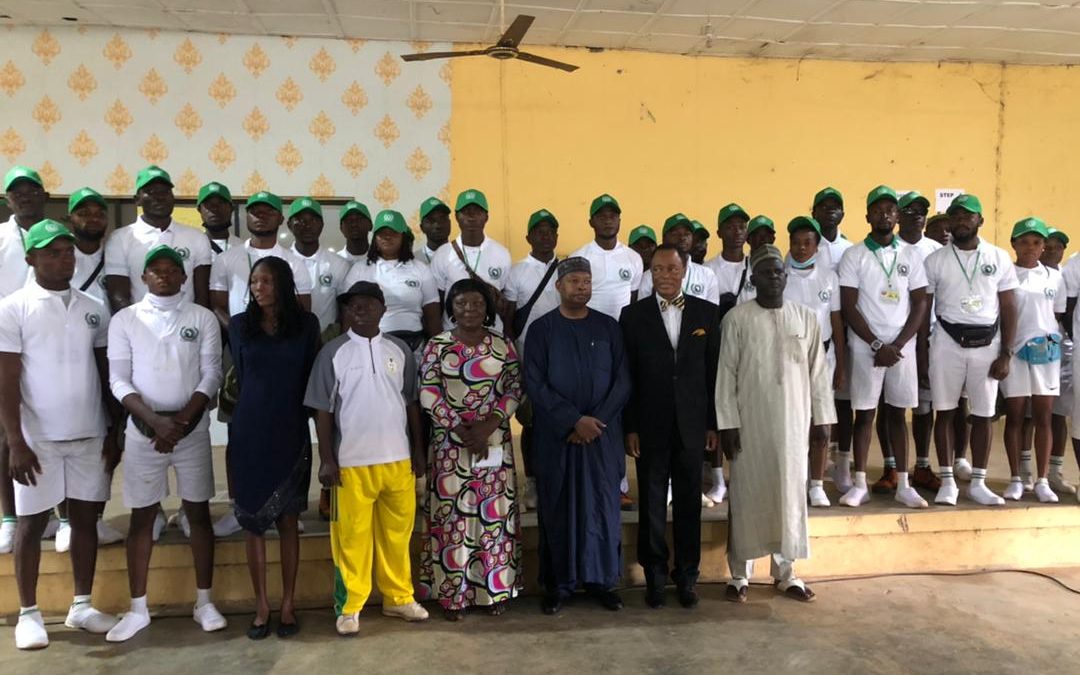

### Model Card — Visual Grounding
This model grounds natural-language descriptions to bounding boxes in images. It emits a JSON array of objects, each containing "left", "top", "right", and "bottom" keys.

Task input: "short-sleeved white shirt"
[
  {"left": 207, "top": 234, "right": 243, "bottom": 262},
  {"left": 104, "top": 217, "right": 213, "bottom": 303},
  {"left": 505, "top": 255, "right": 561, "bottom": 353},
  {"left": 1061, "top": 253, "right": 1080, "bottom": 298},
  {"left": 784, "top": 262, "right": 840, "bottom": 342},
  {"left": 902, "top": 235, "right": 944, "bottom": 328},
  {"left": 925, "top": 240, "right": 1020, "bottom": 324},
  {"left": 336, "top": 249, "right": 365, "bottom": 266},
  {"left": 291, "top": 245, "right": 351, "bottom": 331},
  {"left": 343, "top": 258, "right": 439, "bottom": 334},
  {"left": 430, "top": 236, "right": 512, "bottom": 329},
  {"left": 0, "top": 282, "right": 108, "bottom": 442},
  {"left": 1011, "top": 262, "right": 1066, "bottom": 348},
  {"left": 838, "top": 237, "right": 928, "bottom": 345},
  {"left": 705, "top": 254, "right": 755, "bottom": 304},
  {"left": 209, "top": 240, "right": 314, "bottom": 317},
  {"left": 73, "top": 246, "right": 107, "bottom": 306},
  {"left": 638, "top": 261, "right": 720, "bottom": 305},
  {"left": 412, "top": 242, "right": 440, "bottom": 266},
  {"left": 0, "top": 217, "right": 31, "bottom": 298},
  {"left": 819, "top": 234, "right": 854, "bottom": 273},
  {"left": 569, "top": 240, "right": 643, "bottom": 320}
]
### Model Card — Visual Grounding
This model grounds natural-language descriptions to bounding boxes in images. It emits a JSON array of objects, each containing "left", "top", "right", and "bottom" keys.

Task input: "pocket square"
[{"left": 692, "top": 328, "right": 706, "bottom": 337}]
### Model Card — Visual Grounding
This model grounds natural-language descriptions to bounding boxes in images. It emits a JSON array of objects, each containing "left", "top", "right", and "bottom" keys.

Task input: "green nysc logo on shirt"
[
  {"left": 1046, "top": 287, "right": 1057, "bottom": 300},
  {"left": 690, "top": 283, "right": 704, "bottom": 295},
  {"left": 179, "top": 326, "right": 199, "bottom": 342},
  {"left": 488, "top": 267, "right": 502, "bottom": 279},
  {"left": 981, "top": 263, "right": 997, "bottom": 276},
  {"left": 619, "top": 268, "right": 631, "bottom": 281},
  {"left": 175, "top": 247, "right": 190, "bottom": 261},
  {"left": 84, "top": 312, "right": 100, "bottom": 328},
  {"left": 405, "top": 279, "right": 420, "bottom": 288},
  {"left": 897, "top": 263, "right": 910, "bottom": 277},
  {"left": 319, "top": 273, "right": 333, "bottom": 287},
  {"left": 819, "top": 289, "right": 831, "bottom": 303}
]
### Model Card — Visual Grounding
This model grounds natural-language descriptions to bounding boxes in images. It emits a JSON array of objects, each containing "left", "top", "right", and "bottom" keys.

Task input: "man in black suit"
[{"left": 620, "top": 245, "right": 721, "bottom": 609}]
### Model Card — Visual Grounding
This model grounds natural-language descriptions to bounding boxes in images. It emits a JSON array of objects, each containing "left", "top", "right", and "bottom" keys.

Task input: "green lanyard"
[
  {"left": 951, "top": 245, "right": 981, "bottom": 291},
  {"left": 872, "top": 246, "right": 899, "bottom": 288},
  {"left": 461, "top": 239, "right": 482, "bottom": 273}
]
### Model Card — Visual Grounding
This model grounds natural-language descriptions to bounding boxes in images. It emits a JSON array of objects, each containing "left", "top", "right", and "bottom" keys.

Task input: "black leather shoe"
[
  {"left": 677, "top": 584, "right": 699, "bottom": 609},
  {"left": 276, "top": 620, "right": 300, "bottom": 638},
  {"left": 590, "top": 588, "right": 624, "bottom": 611},
  {"left": 645, "top": 586, "right": 665, "bottom": 609},
  {"left": 541, "top": 592, "right": 563, "bottom": 615}
]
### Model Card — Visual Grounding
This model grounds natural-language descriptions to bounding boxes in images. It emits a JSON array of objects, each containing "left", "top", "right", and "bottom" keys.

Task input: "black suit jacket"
[{"left": 620, "top": 294, "right": 721, "bottom": 453}]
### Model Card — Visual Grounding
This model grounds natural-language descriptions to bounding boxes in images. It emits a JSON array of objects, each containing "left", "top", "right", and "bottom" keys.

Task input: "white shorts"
[
  {"left": 14, "top": 437, "right": 111, "bottom": 516},
  {"left": 929, "top": 332, "right": 1000, "bottom": 417},
  {"left": 122, "top": 429, "right": 214, "bottom": 509},
  {"left": 849, "top": 340, "right": 918, "bottom": 411},
  {"left": 1000, "top": 356, "right": 1061, "bottom": 399}
]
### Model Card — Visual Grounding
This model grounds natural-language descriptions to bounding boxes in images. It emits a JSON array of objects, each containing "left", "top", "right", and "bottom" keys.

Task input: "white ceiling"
[{"left": 4, "top": 0, "right": 1080, "bottom": 65}]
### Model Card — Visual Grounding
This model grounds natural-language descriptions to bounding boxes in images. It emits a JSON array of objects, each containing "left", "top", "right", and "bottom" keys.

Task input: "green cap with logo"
[
  {"left": 288, "top": 196, "right": 322, "bottom": 219},
  {"left": 419, "top": 196, "right": 450, "bottom": 221},
  {"left": 866, "top": 185, "right": 898, "bottom": 208},
  {"left": 23, "top": 218, "right": 74, "bottom": 253},
  {"left": 948, "top": 194, "right": 982, "bottom": 215},
  {"left": 628, "top": 225, "right": 656, "bottom": 246},
  {"left": 1010, "top": 217, "right": 1050, "bottom": 240},
  {"left": 134, "top": 165, "right": 173, "bottom": 193},
  {"left": 196, "top": 182, "right": 232, "bottom": 206},
  {"left": 662, "top": 213, "right": 692, "bottom": 234},
  {"left": 787, "top": 216, "right": 822, "bottom": 236},
  {"left": 246, "top": 191, "right": 283, "bottom": 213},
  {"left": 1048, "top": 227, "right": 1070, "bottom": 247},
  {"left": 372, "top": 209, "right": 410, "bottom": 235},
  {"left": 455, "top": 189, "right": 488, "bottom": 212},
  {"left": 68, "top": 187, "right": 106, "bottom": 214},
  {"left": 717, "top": 203, "right": 750, "bottom": 226},
  {"left": 3, "top": 166, "right": 43, "bottom": 191},
  {"left": 747, "top": 215, "right": 775, "bottom": 235},
  {"left": 898, "top": 190, "right": 930, "bottom": 210},
  {"left": 143, "top": 244, "right": 185, "bottom": 271},
  {"left": 589, "top": 193, "right": 621, "bottom": 217},
  {"left": 813, "top": 186, "right": 844, "bottom": 208},
  {"left": 691, "top": 220, "right": 709, "bottom": 239},
  {"left": 527, "top": 208, "right": 558, "bottom": 232},
  {"left": 341, "top": 200, "right": 372, "bottom": 221}
]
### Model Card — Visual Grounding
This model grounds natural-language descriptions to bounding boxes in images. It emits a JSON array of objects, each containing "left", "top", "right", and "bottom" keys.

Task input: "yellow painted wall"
[{"left": 447, "top": 47, "right": 1079, "bottom": 261}]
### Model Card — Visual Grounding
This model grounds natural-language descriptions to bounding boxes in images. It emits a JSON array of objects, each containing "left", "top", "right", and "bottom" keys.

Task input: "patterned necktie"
[{"left": 659, "top": 295, "right": 685, "bottom": 311}]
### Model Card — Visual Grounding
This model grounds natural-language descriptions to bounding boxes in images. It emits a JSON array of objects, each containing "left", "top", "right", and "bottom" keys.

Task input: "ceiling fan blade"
[
  {"left": 401, "top": 49, "right": 488, "bottom": 62},
  {"left": 515, "top": 51, "right": 579, "bottom": 72},
  {"left": 498, "top": 14, "right": 534, "bottom": 47}
]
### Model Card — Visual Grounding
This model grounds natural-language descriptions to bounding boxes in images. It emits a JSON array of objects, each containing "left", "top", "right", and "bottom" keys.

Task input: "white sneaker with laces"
[
  {"left": 193, "top": 602, "right": 227, "bottom": 632},
  {"left": 54, "top": 521, "right": 72, "bottom": 553},
  {"left": 336, "top": 612, "right": 360, "bottom": 636},
  {"left": 15, "top": 611, "right": 48, "bottom": 650},
  {"left": 382, "top": 601, "right": 429, "bottom": 622}
]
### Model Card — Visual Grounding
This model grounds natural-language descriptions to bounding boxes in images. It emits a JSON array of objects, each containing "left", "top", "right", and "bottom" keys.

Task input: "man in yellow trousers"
[{"left": 305, "top": 278, "right": 429, "bottom": 636}]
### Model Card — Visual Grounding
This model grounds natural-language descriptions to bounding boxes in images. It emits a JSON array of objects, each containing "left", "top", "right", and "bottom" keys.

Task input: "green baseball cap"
[
  {"left": 813, "top": 186, "right": 844, "bottom": 208},
  {"left": 1048, "top": 227, "right": 1070, "bottom": 247},
  {"left": 787, "top": 216, "right": 822, "bottom": 236},
  {"left": 589, "top": 193, "right": 621, "bottom": 217},
  {"left": 691, "top": 220, "right": 709, "bottom": 239},
  {"left": 196, "top": 182, "right": 232, "bottom": 206},
  {"left": 527, "top": 208, "right": 558, "bottom": 232},
  {"left": 628, "top": 225, "right": 657, "bottom": 246},
  {"left": 717, "top": 203, "right": 750, "bottom": 226},
  {"left": 134, "top": 165, "right": 173, "bottom": 193},
  {"left": 747, "top": 215, "right": 775, "bottom": 235},
  {"left": 662, "top": 213, "right": 693, "bottom": 234},
  {"left": 866, "top": 185, "right": 898, "bottom": 208},
  {"left": 246, "top": 191, "right": 283, "bottom": 213},
  {"left": 419, "top": 196, "right": 450, "bottom": 221},
  {"left": 143, "top": 244, "right": 185, "bottom": 271},
  {"left": 898, "top": 190, "right": 930, "bottom": 210},
  {"left": 288, "top": 196, "right": 322, "bottom": 219},
  {"left": 372, "top": 209, "right": 410, "bottom": 235},
  {"left": 68, "top": 187, "right": 106, "bottom": 214},
  {"left": 23, "top": 219, "right": 74, "bottom": 253},
  {"left": 341, "top": 200, "right": 372, "bottom": 221},
  {"left": 948, "top": 194, "right": 982, "bottom": 215},
  {"left": 4, "top": 166, "right": 43, "bottom": 191},
  {"left": 455, "top": 189, "right": 488, "bottom": 212},
  {"left": 1010, "top": 217, "right": 1050, "bottom": 240}
]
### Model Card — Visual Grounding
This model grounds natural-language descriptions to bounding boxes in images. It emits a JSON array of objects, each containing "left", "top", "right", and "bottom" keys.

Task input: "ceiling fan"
[{"left": 400, "top": 7, "right": 579, "bottom": 72}]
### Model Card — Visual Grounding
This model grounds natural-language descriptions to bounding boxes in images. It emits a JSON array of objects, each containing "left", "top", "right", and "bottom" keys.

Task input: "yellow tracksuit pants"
[{"left": 331, "top": 459, "right": 417, "bottom": 616}]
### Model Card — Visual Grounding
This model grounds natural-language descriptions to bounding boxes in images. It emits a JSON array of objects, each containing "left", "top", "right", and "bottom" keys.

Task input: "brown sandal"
[
  {"left": 782, "top": 585, "right": 816, "bottom": 602},
  {"left": 725, "top": 584, "right": 748, "bottom": 603}
]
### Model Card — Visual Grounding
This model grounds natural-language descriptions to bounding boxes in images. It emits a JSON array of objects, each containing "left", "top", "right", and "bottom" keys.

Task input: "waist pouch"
[
  {"left": 1017, "top": 334, "right": 1062, "bottom": 365},
  {"left": 937, "top": 317, "right": 999, "bottom": 349}
]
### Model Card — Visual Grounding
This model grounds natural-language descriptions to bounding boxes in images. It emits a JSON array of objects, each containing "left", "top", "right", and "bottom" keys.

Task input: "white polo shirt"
[
  {"left": 903, "top": 235, "right": 943, "bottom": 261},
  {"left": 505, "top": 255, "right": 561, "bottom": 352},
  {"left": 430, "top": 235, "right": 512, "bottom": 329},
  {"left": 784, "top": 261, "right": 840, "bottom": 342},
  {"left": 304, "top": 331, "right": 418, "bottom": 468},
  {"left": 291, "top": 245, "right": 351, "bottom": 331},
  {"left": 207, "top": 233, "right": 243, "bottom": 262},
  {"left": 336, "top": 249, "right": 365, "bottom": 266},
  {"left": 209, "top": 240, "right": 314, "bottom": 317},
  {"left": 104, "top": 217, "right": 213, "bottom": 303},
  {"left": 412, "top": 241, "right": 441, "bottom": 266},
  {"left": 705, "top": 254, "right": 756, "bottom": 305},
  {"left": 73, "top": 246, "right": 107, "bottom": 306},
  {"left": 569, "top": 240, "right": 643, "bottom": 320},
  {"left": 0, "top": 217, "right": 31, "bottom": 298},
  {"left": 1062, "top": 253, "right": 1080, "bottom": 299},
  {"left": 819, "top": 233, "right": 854, "bottom": 273},
  {"left": 343, "top": 258, "right": 439, "bottom": 334},
  {"left": 925, "top": 240, "right": 1019, "bottom": 325},
  {"left": 0, "top": 282, "right": 109, "bottom": 442},
  {"left": 838, "top": 236, "right": 928, "bottom": 346},
  {"left": 107, "top": 295, "right": 223, "bottom": 433},
  {"left": 638, "top": 261, "right": 720, "bottom": 305},
  {"left": 1011, "top": 262, "right": 1066, "bottom": 349}
]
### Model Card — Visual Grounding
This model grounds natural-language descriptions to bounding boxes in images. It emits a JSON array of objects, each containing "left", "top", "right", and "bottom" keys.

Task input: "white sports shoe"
[
  {"left": 151, "top": 510, "right": 166, "bottom": 542},
  {"left": 704, "top": 483, "right": 727, "bottom": 504},
  {"left": 336, "top": 612, "right": 360, "bottom": 636},
  {"left": 808, "top": 485, "right": 830, "bottom": 508},
  {"left": 1034, "top": 482, "right": 1059, "bottom": 504},
  {"left": 953, "top": 458, "right": 973, "bottom": 481},
  {"left": 193, "top": 602, "right": 227, "bottom": 632},
  {"left": 15, "top": 611, "right": 48, "bottom": 650},
  {"left": 213, "top": 511, "right": 242, "bottom": 537},
  {"left": 382, "top": 602, "right": 429, "bottom": 622},
  {"left": 54, "top": 521, "right": 72, "bottom": 553},
  {"left": 65, "top": 603, "right": 119, "bottom": 633},
  {"left": 97, "top": 519, "right": 125, "bottom": 545},
  {"left": 0, "top": 519, "right": 15, "bottom": 554},
  {"left": 1049, "top": 473, "right": 1076, "bottom": 495}
]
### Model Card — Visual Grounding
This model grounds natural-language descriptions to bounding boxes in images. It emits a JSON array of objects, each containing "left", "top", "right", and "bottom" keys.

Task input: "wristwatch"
[{"left": 870, "top": 339, "right": 885, "bottom": 352}]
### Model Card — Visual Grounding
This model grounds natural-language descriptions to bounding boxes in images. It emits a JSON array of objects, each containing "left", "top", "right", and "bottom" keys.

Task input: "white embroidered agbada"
[{"left": 716, "top": 300, "right": 836, "bottom": 562}]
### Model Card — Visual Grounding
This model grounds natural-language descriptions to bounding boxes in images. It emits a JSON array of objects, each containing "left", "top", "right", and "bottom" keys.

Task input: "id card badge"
[
  {"left": 960, "top": 294, "right": 984, "bottom": 314},
  {"left": 879, "top": 288, "right": 901, "bottom": 305}
]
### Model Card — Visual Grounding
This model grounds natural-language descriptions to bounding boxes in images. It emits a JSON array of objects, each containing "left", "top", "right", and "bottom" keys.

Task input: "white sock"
[
  {"left": 897, "top": 472, "right": 911, "bottom": 491},
  {"left": 939, "top": 466, "right": 956, "bottom": 487},
  {"left": 620, "top": 476, "right": 629, "bottom": 493},
  {"left": 1034, "top": 478, "right": 1059, "bottom": 503},
  {"left": 837, "top": 451, "right": 852, "bottom": 470},
  {"left": 884, "top": 456, "right": 896, "bottom": 469},
  {"left": 712, "top": 467, "right": 725, "bottom": 486},
  {"left": 21, "top": 605, "right": 40, "bottom": 616},
  {"left": 130, "top": 595, "right": 149, "bottom": 615},
  {"left": 916, "top": 457, "right": 931, "bottom": 469},
  {"left": 852, "top": 471, "right": 868, "bottom": 490},
  {"left": 968, "top": 468, "right": 1004, "bottom": 505},
  {"left": 195, "top": 588, "right": 211, "bottom": 609},
  {"left": 810, "top": 479, "right": 823, "bottom": 488},
  {"left": 1004, "top": 476, "right": 1024, "bottom": 500},
  {"left": 1050, "top": 456, "right": 1065, "bottom": 476}
]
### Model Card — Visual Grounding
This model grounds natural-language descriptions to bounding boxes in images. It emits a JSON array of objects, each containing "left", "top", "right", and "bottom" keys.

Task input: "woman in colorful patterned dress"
[{"left": 419, "top": 278, "right": 523, "bottom": 620}]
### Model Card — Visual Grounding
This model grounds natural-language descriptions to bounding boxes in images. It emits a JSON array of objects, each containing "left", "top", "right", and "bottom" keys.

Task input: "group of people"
[{"left": 1, "top": 162, "right": 1077, "bottom": 650}]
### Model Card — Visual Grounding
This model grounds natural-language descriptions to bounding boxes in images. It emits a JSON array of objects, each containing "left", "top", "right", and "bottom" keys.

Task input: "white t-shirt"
[
  {"left": 901, "top": 235, "right": 943, "bottom": 328},
  {"left": 430, "top": 236, "right": 512, "bottom": 330},
  {"left": 0, "top": 217, "right": 31, "bottom": 298},
  {"left": 73, "top": 246, "right": 107, "bottom": 306},
  {"left": 784, "top": 262, "right": 840, "bottom": 342},
  {"left": 838, "top": 238, "right": 928, "bottom": 346},
  {"left": 569, "top": 240, "right": 643, "bottom": 320},
  {"left": 504, "top": 255, "right": 561, "bottom": 353},
  {"left": 705, "top": 254, "right": 755, "bottom": 304},
  {"left": 1011, "top": 263, "right": 1066, "bottom": 348},
  {"left": 292, "top": 245, "right": 351, "bottom": 331},
  {"left": 638, "top": 261, "right": 720, "bottom": 305},
  {"left": 925, "top": 240, "right": 1020, "bottom": 325},
  {"left": 0, "top": 282, "right": 109, "bottom": 442},
  {"left": 336, "top": 249, "right": 366, "bottom": 266},
  {"left": 209, "top": 240, "right": 314, "bottom": 317},
  {"left": 104, "top": 217, "right": 213, "bottom": 303},
  {"left": 819, "top": 234, "right": 854, "bottom": 273},
  {"left": 107, "top": 296, "right": 223, "bottom": 433},
  {"left": 1061, "top": 253, "right": 1080, "bottom": 299},
  {"left": 343, "top": 258, "right": 439, "bottom": 334},
  {"left": 207, "top": 233, "right": 243, "bottom": 262}
]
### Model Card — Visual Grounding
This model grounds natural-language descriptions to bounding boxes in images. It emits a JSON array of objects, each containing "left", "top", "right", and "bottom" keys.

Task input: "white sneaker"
[
  {"left": 336, "top": 612, "right": 360, "bottom": 636},
  {"left": 105, "top": 611, "right": 151, "bottom": 642},
  {"left": 895, "top": 486, "right": 929, "bottom": 509},
  {"left": 1021, "top": 474, "right": 1035, "bottom": 493},
  {"left": 179, "top": 511, "right": 191, "bottom": 538},
  {"left": 953, "top": 458, "right": 973, "bottom": 481},
  {"left": 15, "top": 611, "right": 48, "bottom": 650},
  {"left": 213, "top": 511, "right": 242, "bottom": 537},
  {"left": 839, "top": 486, "right": 870, "bottom": 507},
  {"left": 524, "top": 477, "right": 538, "bottom": 510},
  {"left": 382, "top": 601, "right": 429, "bottom": 622},
  {"left": 193, "top": 602, "right": 227, "bottom": 632},
  {"left": 704, "top": 482, "right": 727, "bottom": 504},
  {"left": 42, "top": 515, "right": 59, "bottom": 539},
  {"left": 97, "top": 519, "right": 124, "bottom": 545},
  {"left": 54, "top": 521, "right": 72, "bottom": 553},
  {"left": 1049, "top": 473, "right": 1076, "bottom": 495},
  {"left": 808, "top": 485, "right": 830, "bottom": 508},
  {"left": 0, "top": 519, "right": 15, "bottom": 554},
  {"left": 967, "top": 482, "right": 1005, "bottom": 506},
  {"left": 65, "top": 603, "right": 118, "bottom": 633},
  {"left": 935, "top": 483, "right": 960, "bottom": 506},
  {"left": 1003, "top": 480, "right": 1024, "bottom": 501},
  {"left": 151, "top": 510, "right": 166, "bottom": 542},
  {"left": 1035, "top": 482, "right": 1059, "bottom": 503},
  {"left": 831, "top": 464, "right": 853, "bottom": 494},
  {"left": 700, "top": 492, "right": 715, "bottom": 508}
]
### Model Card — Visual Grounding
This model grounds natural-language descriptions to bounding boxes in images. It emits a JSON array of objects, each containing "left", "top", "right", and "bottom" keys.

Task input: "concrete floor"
[{"left": 3, "top": 569, "right": 1079, "bottom": 675}]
